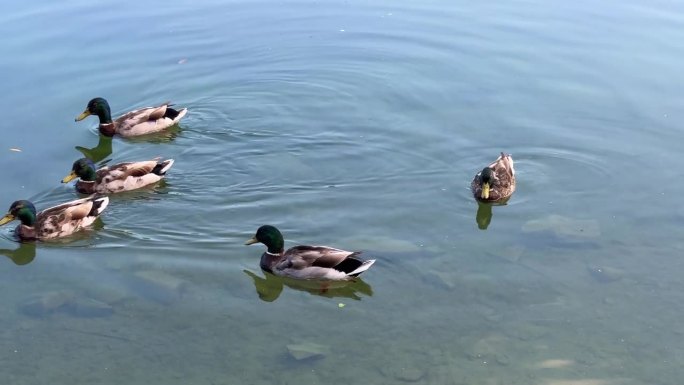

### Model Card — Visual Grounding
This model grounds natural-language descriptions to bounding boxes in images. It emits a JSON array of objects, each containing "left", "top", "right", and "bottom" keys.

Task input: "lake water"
[{"left": 1, "top": 0, "right": 683, "bottom": 383}]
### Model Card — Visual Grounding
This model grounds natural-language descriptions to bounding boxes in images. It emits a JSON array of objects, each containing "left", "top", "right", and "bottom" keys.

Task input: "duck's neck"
[
  {"left": 80, "top": 168, "right": 97, "bottom": 182},
  {"left": 16, "top": 208, "right": 36, "bottom": 226},
  {"left": 95, "top": 106, "right": 113, "bottom": 124}
]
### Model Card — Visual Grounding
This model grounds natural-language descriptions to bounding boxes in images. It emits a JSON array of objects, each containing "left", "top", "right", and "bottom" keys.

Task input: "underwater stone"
[
  {"left": 522, "top": 215, "right": 601, "bottom": 238},
  {"left": 466, "top": 334, "right": 513, "bottom": 366},
  {"left": 286, "top": 342, "right": 328, "bottom": 361},
  {"left": 20, "top": 290, "right": 75, "bottom": 317},
  {"left": 132, "top": 270, "right": 188, "bottom": 304},
  {"left": 86, "top": 286, "right": 131, "bottom": 305},
  {"left": 426, "top": 270, "right": 459, "bottom": 290},
  {"left": 498, "top": 245, "right": 526, "bottom": 263},
  {"left": 67, "top": 297, "right": 114, "bottom": 318}
]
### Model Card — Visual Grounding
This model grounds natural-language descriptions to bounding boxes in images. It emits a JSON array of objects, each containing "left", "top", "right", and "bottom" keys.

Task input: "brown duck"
[{"left": 471, "top": 152, "right": 516, "bottom": 202}]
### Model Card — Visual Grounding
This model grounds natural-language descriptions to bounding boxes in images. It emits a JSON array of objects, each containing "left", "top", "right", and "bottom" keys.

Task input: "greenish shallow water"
[{"left": 1, "top": 0, "right": 684, "bottom": 384}]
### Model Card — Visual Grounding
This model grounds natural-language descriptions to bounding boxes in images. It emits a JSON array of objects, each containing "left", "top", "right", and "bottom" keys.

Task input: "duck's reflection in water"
[
  {"left": 75, "top": 134, "right": 113, "bottom": 163},
  {"left": 475, "top": 197, "right": 510, "bottom": 230},
  {"left": 0, "top": 242, "right": 36, "bottom": 266},
  {"left": 244, "top": 270, "right": 373, "bottom": 302}
]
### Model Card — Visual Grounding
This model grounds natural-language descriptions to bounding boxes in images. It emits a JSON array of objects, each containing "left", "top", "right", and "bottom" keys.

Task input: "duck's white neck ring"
[{"left": 265, "top": 251, "right": 281, "bottom": 256}]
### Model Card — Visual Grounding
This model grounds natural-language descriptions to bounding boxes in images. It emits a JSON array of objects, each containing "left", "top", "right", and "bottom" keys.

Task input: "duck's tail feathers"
[
  {"left": 152, "top": 159, "right": 175, "bottom": 176},
  {"left": 165, "top": 107, "right": 188, "bottom": 123},
  {"left": 88, "top": 196, "right": 109, "bottom": 217},
  {"left": 348, "top": 259, "right": 376, "bottom": 277}
]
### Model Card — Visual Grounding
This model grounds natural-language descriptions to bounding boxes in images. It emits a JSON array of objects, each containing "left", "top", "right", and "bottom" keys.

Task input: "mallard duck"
[
  {"left": 62, "top": 158, "right": 174, "bottom": 194},
  {"left": 0, "top": 196, "right": 109, "bottom": 241},
  {"left": 245, "top": 225, "right": 376, "bottom": 280},
  {"left": 75, "top": 97, "right": 187, "bottom": 137},
  {"left": 471, "top": 152, "right": 516, "bottom": 202}
]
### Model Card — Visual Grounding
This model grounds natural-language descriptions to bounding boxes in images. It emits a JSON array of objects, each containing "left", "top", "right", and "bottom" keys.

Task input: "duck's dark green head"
[
  {"left": 62, "top": 158, "right": 97, "bottom": 183},
  {"left": 0, "top": 200, "right": 37, "bottom": 226},
  {"left": 245, "top": 225, "right": 285, "bottom": 254},
  {"left": 76, "top": 97, "right": 112, "bottom": 124},
  {"left": 479, "top": 167, "right": 494, "bottom": 199}
]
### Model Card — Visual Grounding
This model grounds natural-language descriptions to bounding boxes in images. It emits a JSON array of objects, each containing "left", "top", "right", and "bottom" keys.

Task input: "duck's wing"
[
  {"left": 34, "top": 196, "right": 109, "bottom": 239},
  {"left": 281, "top": 245, "right": 359, "bottom": 270},
  {"left": 97, "top": 161, "right": 160, "bottom": 181},
  {"left": 37, "top": 197, "right": 98, "bottom": 220},
  {"left": 115, "top": 103, "right": 170, "bottom": 126},
  {"left": 94, "top": 161, "right": 170, "bottom": 192},
  {"left": 490, "top": 152, "right": 515, "bottom": 178}
]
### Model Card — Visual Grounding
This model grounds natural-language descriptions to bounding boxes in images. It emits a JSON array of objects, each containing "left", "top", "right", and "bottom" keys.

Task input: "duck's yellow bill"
[
  {"left": 0, "top": 214, "right": 15, "bottom": 226},
  {"left": 245, "top": 236, "right": 259, "bottom": 245},
  {"left": 481, "top": 182, "right": 490, "bottom": 200},
  {"left": 62, "top": 171, "right": 78, "bottom": 183},
  {"left": 75, "top": 110, "right": 91, "bottom": 121}
]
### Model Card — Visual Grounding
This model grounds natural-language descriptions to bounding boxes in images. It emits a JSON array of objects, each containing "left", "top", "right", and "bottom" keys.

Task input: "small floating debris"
[
  {"left": 9, "top": 148, "right": 21, "bottom": 152},
  {"left": 379, "top": 365, "right": 426, "bottom": 382},
  {"left": 338, "top": 303, "right": 345, "bottom": 308},
  {"left": 534, "top": 359, "right": 575, "bottom": 369},
  {"left": 177, "top": 58, "right": 187, "bottom": 65},
  {"left": 588, "top": 265, "right": 624, "bottom": 283}
]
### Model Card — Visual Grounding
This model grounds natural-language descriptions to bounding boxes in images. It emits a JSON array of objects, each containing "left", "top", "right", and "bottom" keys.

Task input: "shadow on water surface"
[{"left": 243, "top": 269, "right": 373, "bottom": 302}]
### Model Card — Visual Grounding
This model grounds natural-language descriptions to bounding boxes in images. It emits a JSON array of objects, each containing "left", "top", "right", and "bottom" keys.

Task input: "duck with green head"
[
  {"left": 75, "top": 97, "right": 187, "bottom": 137},
  {"left": 245, "top": 225, "right": 376, "bottom": 280},
  {"left": 62, "top": 157, "right": 174, "bottom": 194},
  {"left": 0, "top": 196, "right": 109, "bottom": 241},
  {"left": 471, "top": 152, "right": 516, "bottom": 202}
]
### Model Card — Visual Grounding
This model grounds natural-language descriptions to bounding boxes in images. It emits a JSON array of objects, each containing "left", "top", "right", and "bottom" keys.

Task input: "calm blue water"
[{"left": 1, "top": 0, "right": 684, "bottom": 383}]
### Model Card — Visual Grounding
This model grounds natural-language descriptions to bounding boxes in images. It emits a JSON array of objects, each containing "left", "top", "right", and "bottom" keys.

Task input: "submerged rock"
[
  {"left": 67, "top": 298, "right": 114, "bottom": 318},
  {"left": 466, "top": 334, "right": 512, "bottom": 366},
  {"left": 426, "top": 270, "right": 460, "bottom": 290},
  {"left": 286, "top": 342, "right": 328, "bottom": 361},
  {"left": 132, "top": 270, "right": 188, "bottom": 304},
  {"left": 20, "top": 291, "right": 114, "bottom": 318},
  {"left": 20, "top": 290, "right": 76, "bottom": 317},
  {"left": 522, "top": 215, "right": 601, "bottom": 238},
  {"left": 497, "top": 245, "right": 526, "bottom": 263}
]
